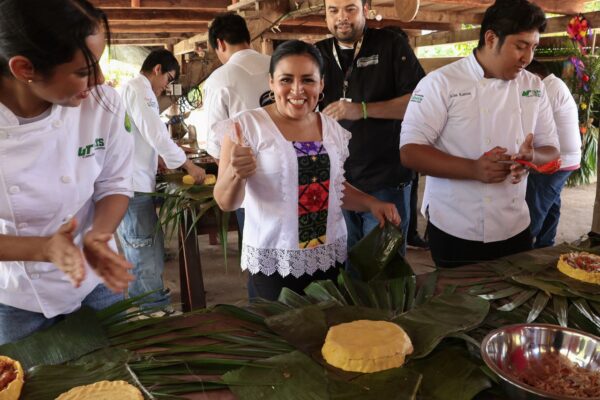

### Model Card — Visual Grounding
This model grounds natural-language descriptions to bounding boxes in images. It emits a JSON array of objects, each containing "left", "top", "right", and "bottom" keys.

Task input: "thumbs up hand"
[{"left": 229, "top": 122, "right": 256, "bottom": 179}]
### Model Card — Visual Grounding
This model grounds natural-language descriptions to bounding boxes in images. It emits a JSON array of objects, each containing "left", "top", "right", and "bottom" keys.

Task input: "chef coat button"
[
  {"left": 18, "top": 222, "right": 28, "bottom": 229},
  {"left": 484, "top": 196, "right": 491, "bottom": 203},
  {"left": 485, "top": 138, "right": 491, "bottom": 145},
  {"left": 516, "top": 139, "right": 520, "bottom": 145},
  {"left": 61, "top": 176, "right": 72, "bottom": 184},
  {"left": 52, "top": 120, "right": 62, "bottom": 128},
  {"left": 8, "top": 185, "right": 20, "bottom": 194},
  {"left": 0, "top": 130, "right": 6, "bottom": 139},
  {"left": 30, "top": 273, "right": 40, "bottom": 279}
]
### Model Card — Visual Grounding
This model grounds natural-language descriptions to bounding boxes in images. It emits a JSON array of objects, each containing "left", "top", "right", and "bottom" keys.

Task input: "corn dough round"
[
  {"left": 557, "top": 252, "right": 600, "bottom": 285},
  {"left": 322, "top": 320, "right": 413, "bottom": 373},
  {"left": 0, "top": 356, "right": 24, "bottom": 400},
  {"left": 56, "top": 380, "right": 143, "bottom": 400}
]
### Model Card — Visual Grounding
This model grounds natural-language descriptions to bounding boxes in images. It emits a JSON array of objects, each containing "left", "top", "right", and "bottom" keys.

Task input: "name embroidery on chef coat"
[{"left": 78, "top": 138, "right": 105, "bottom": 158}]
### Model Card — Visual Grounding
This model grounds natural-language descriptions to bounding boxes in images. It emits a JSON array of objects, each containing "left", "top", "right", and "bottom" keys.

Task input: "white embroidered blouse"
[{"left": 215, "top": 108, "right": 351, "bottom": 277}]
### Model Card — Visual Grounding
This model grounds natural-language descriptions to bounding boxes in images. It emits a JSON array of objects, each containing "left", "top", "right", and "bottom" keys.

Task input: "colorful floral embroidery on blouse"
[{"left": 294, "top": 141, "right": 330, "bottom": 249}]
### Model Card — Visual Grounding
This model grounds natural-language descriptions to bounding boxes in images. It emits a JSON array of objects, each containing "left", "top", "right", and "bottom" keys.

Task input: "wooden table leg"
[{"left": 178, "top": 209, "right": 206, "bottom": 311}]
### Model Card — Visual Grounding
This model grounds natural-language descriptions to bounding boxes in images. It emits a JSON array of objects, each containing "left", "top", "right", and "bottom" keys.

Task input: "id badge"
[{"left": 340, "top": 97, "right": 352, "bottom": 102}]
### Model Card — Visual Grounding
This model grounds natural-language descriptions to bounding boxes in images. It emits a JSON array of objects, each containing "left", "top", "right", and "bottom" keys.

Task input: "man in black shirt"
[{"left": 316, "top": 0, "right": 425, "bottom": 261}]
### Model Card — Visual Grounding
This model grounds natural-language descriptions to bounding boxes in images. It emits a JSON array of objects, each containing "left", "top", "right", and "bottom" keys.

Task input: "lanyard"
[{"left": 332, "top": 38, "right": 363, "bottom": 99}]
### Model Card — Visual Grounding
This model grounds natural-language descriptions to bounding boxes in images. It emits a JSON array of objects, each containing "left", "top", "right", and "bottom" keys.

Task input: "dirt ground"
[{"left": 163, "top": 178, "right": 597, "bottom": 309}]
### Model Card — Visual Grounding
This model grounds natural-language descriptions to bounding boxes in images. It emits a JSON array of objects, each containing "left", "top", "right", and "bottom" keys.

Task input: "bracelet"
[{"left": 361, "top": 101, "right": 368, "bottom": 119}]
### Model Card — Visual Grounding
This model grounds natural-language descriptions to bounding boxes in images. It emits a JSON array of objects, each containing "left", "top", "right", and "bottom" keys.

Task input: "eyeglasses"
[{"left": 166, "top": 72, "right": 176, "bottom": 83}]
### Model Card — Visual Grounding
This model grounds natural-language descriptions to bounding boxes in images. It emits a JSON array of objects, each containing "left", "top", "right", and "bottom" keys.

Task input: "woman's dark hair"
[
  {"left": 477, "top": 0, "right": 546, "bottom": 49},
  {"left": 0, "top": 0, "right": 110, "bottom": 84},
  {"left": 269, "top": 40, "right": 325, "bottom": 78},
  {"left": 208, "top": 13, "right": 251, "bottom": 50},
  {"left": 140, "top": 49, "right": 180, "bottom": 80}
]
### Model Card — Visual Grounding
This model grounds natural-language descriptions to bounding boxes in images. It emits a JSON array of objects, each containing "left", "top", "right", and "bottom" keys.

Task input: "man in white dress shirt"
[
  {"left": 204, "top": 13, "right": 271, "bottom": 160},
  {"left": 525, "top": 59, "right": 581, "bottom": 248},
  {"left": 118, "top": 50, "right": 205, "bottom": 309},
  {"left": 400, "top": 0, "right": 560, "bottom": 268}
]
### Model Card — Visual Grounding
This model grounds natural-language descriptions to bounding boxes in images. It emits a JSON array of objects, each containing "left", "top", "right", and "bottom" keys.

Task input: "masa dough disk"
[
  {"left": 0, "top": 356, "right": 24, "bottom": 400},
  {"left": 322, "top": 320, "right": 413, "bottom": 373},
  {"left": 56, "top": 380, "right": 143, "bottom": 400}
]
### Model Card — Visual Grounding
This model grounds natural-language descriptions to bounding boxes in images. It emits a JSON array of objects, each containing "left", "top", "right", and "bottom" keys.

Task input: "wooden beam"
[
  {"left": 90, "top": 0, "right": 229, "bottom": 8},
  {"left": 281, "top": 14, "right": 457, "bottom": 31},
  {"left": 262, "top": 31, "right": 330, "bottom": 41},
  {"left": 111, "top": 32, "right": 193, "bottom": 40},
  {"left": 103, "top": 8, "right": 217, "bottom": 22},
  {"left": 415, "top": 0, "right": 586, "bottom": 15},
  {"left": 111, "top": 40, "right": 174, "bottom": 46},
  {"left": 412, "top": 11, "right": 600, "bottom": 48},
  {"left": 174, "top": 33, "right": 208, "bottom": 55},
  {"left": 227, "top": 0, "right": 265, "bottom": 12},
  {"left": 109, "top": 22, "right": 208, "bottom": 33},
  {"left": 413, "top": 9, "right": 483, "bottom": 25}
]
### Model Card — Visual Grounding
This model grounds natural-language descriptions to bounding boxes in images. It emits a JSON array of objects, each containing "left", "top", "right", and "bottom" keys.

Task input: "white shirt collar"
[
  {"left": 228, "top": 48, "right": 258, "bottom": 64},
  {"left": 466, "top": 51, "right": 485, "bottom": 80}
]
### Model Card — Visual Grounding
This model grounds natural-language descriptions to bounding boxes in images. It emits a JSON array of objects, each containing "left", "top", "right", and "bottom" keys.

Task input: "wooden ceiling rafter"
[
  {"left": 411, "top": 10, "right": 600, "bottom": 48},
  {"left": 95, "top": 0, "right": 590, "bottom": 48}
]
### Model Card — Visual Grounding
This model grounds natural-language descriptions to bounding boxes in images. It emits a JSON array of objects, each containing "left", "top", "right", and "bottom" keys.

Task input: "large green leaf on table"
[
  {"left": 0, "top": 307, "right": 108, "bottom": 370},
  {"left": 348, "top": 221, "right": 404, "bottom": 281},
  {"left": 328, "top": 366, "right": 422, "bottom": 400},
  {"left": 222, "top": 351, "right": 329, "bottom": 400},
  {"left": 265, "top": 304, "right": 391, "bottom": 356},
  {"left": 409, "top": 347, "right": 491, "bottom": 400},
  {"left": 22, "top": 348, "right": 143, "bottom": 400},
  {"left": 265, "top": 306, "right": 328, "bottom": 354},
  {"left": 393, "top": 293, "right": 490, "bottom": 359}
]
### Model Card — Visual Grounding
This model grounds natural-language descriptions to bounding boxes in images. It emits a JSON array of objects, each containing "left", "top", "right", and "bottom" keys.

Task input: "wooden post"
[{"left": 261, "top": 37, "right": 274, "bottom": 55}]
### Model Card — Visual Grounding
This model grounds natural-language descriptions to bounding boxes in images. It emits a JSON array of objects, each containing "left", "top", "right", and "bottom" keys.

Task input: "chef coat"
[
  {"left": 401, "top": 53, "right": 559, "bottom": 243},
  {"left": 120, "top": 74, "right": 186, "bottom": 192},
  {"left": 0, "top": 85, "right": 133, "bottom": 318}
]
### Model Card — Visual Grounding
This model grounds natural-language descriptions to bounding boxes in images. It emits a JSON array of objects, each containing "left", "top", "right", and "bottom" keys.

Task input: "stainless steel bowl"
[{"left": 481, "top": 324, "right": 600, "bottom": 400}]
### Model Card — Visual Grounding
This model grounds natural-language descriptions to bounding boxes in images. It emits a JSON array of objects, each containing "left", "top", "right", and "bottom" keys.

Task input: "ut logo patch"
[
  {"left": 78, "top": 138, "right": 105, "bottom": 158},
  {"left": 521, "top": 89, "right": 541, "bottom": 97}
]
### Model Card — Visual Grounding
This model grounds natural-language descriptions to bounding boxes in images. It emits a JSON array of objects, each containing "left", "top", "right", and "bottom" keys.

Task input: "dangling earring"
[
  {"left": 268, "top": 90, "right": 275, "bottom": 102},
  {"left": 27, "top": 79, "right": 32, "bottom": 83},
  {"left": 318, "top": 92, "right": 325, "bottom": 102}
]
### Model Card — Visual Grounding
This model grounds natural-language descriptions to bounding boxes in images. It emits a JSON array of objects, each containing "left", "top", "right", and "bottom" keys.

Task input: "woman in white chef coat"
[{"left": 0, "top": 0, "right": 134, "bottom": 344}]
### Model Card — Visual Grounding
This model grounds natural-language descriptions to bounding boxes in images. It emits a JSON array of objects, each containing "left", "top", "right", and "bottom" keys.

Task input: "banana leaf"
[
  {"left": 278, "top": 288, "right": 313, "bottom": 308},
  {"left": 327, "top": 366, "right": 422, "bottom": 400},
  {"left": 222, "top": 351, "right": 329, "bottom": 400},
  {"left": 22, "top": 348, "right": 144, "bottom": 400},
  {"left": 393, "top": 293, "right": 490, "bottom": 359},
  {"left": 265, "top": 306, "right": 329, "bottom": 355},
  {"left": 348, "top": 222, "right": 404, "bottom": 281},
  {"left": 0, "top": 307, "right": 108, "bottom": 369},
  {"left": 409, "top": 347, "right": 491, "bottom": 400}
]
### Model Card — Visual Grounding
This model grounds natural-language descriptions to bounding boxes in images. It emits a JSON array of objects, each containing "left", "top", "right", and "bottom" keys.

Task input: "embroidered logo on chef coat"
[
  {"left": 521, "top": 89, "right": 541, "bottom": 97},
  {"left": 410, "top": 94, "right": 424, "bottom": 103},
  {"left": 145, "top": 97, "right": 158, "bottom": 109},
  {"left": 356, "top": 55, "right": 378, "bottom": 68},
  {"left": 124, "top": 113, "right": 132, "bottom": 133},
  {"left": 78, "top": 138, "right": 106, "bottom": 158}
]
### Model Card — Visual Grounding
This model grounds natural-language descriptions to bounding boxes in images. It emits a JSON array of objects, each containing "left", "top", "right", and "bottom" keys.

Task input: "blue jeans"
[
  {"left": 343, "top": 184, "right": 411, "bottom": 277},
  {"left": 117, "top": 193, "right": 169, "bottom": 309},
  {"left": 525, "top": 170, "right": 572, "bottom": 248},
  {"left": 0, "top": 284, "right": 121, "bottom": 345}
]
